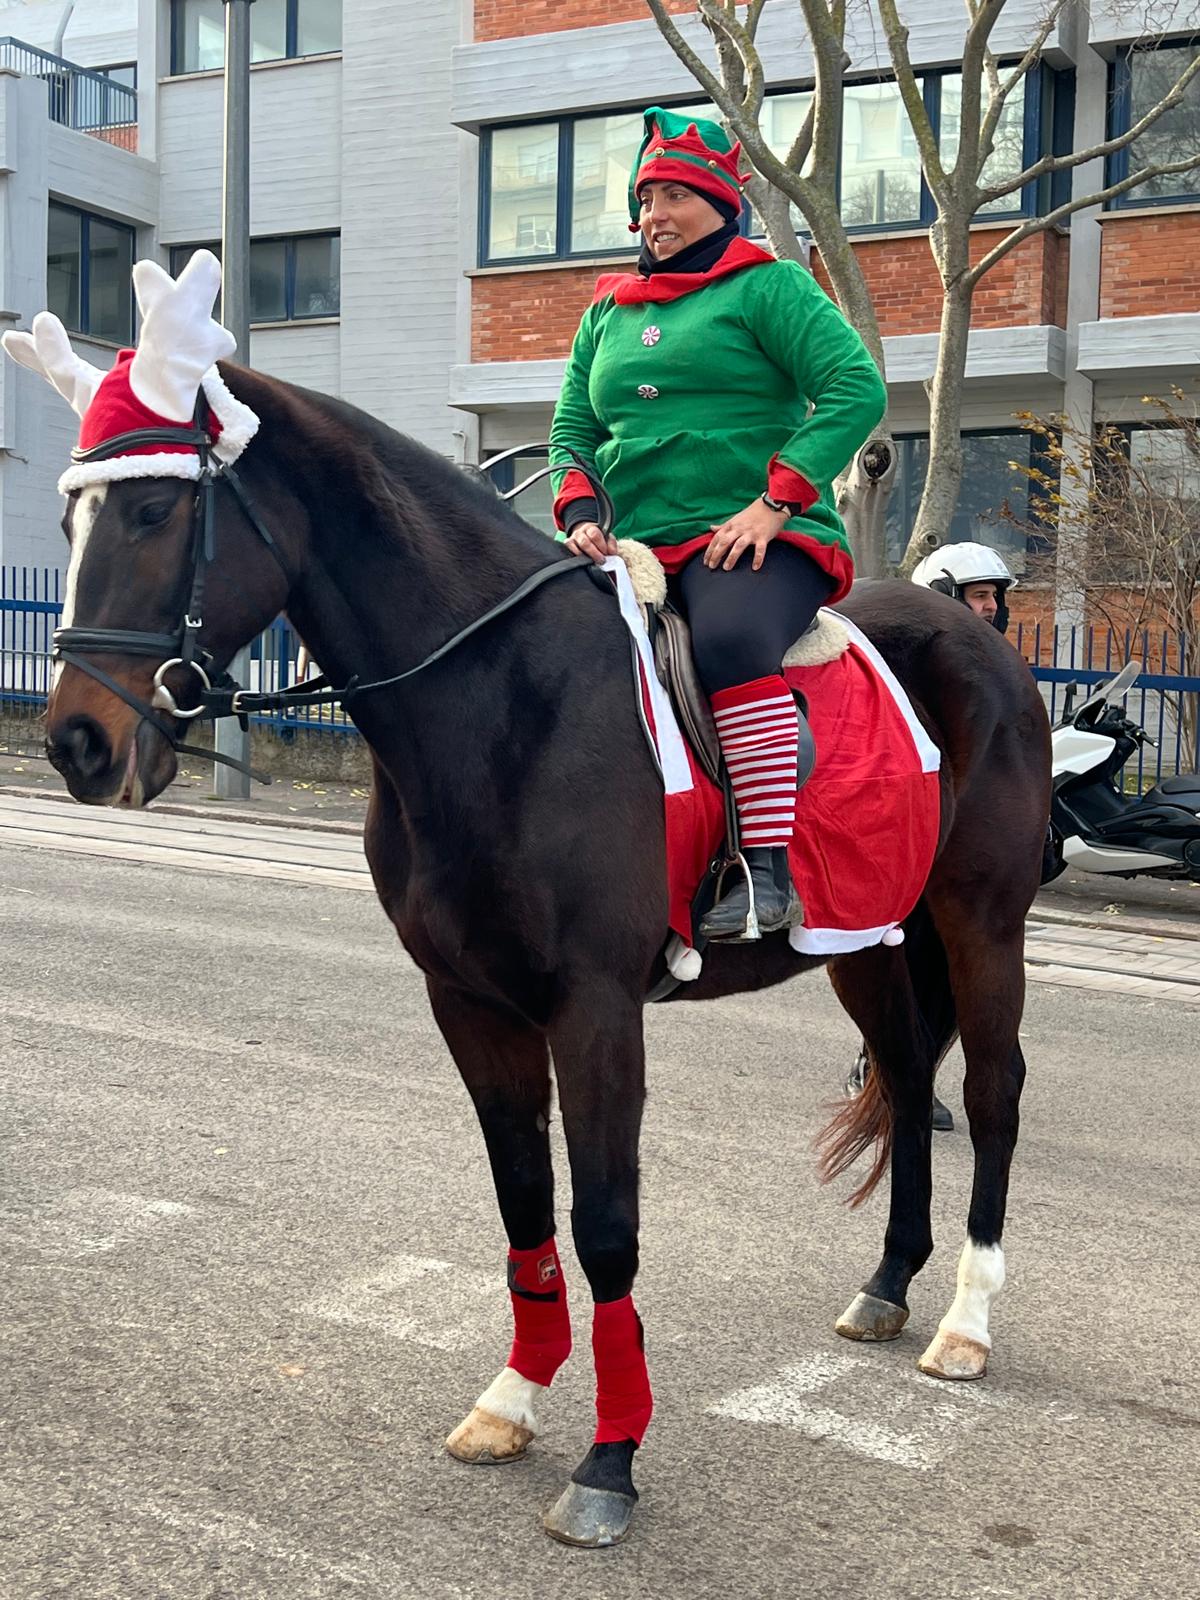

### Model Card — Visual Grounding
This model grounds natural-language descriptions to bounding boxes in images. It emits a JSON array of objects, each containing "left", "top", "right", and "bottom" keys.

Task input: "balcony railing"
[{"left": 0, "top": 38, "right": 136, "bottom": 148}]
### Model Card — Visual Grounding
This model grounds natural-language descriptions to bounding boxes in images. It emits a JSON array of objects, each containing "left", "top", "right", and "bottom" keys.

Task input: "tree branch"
[
  {"left": 698, "top": 0, "right": 764, "bottom": 119},
  {"left": 876, "top": 0, "right": 949, "bottom": 202},
  {"left": 979, "top": 47, "right": 1200, "bottom": 204},
  {"left": 966, "top": 150, "right": 1200, "bottom": 287},
  {"left": 978, "top": 1, "right": 1070, "bottom": 160}
]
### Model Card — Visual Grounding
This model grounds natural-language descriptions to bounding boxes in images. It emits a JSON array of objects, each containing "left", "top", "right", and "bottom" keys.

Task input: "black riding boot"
[
  {"left": 845, "top": 1045, "right": 955, "bottom": 1132},
  {"left": 699, "top": 846, "right": 803, "bottom": 942}
]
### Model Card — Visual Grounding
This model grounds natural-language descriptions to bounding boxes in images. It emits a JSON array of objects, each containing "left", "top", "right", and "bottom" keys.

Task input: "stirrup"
[{"left": 709, "top": 851, "right": 761, "bottom": 942}]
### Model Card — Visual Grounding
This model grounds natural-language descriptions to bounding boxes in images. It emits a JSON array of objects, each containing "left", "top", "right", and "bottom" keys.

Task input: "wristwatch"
[{"left": 761, "top": 490, "right": 789, "bottom": 514}]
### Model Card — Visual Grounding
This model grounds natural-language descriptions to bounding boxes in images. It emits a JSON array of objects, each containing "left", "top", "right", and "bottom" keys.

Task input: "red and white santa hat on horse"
[{"left": 1, "top": 249, "right": 258, "bottom": 494}]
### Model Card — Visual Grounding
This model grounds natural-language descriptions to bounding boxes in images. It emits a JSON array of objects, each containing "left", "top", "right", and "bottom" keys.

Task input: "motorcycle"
[{"left": 1047, "top": 661, "right": 1200, "bottom": 882}]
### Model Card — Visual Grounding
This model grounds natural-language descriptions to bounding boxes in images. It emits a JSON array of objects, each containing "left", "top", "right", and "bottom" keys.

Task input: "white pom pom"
[
  {"left": 881, "top": 926, "right": 905, "bottom": 947},
  {"left": 666, "top": 936, "right": 703, "bottom": 981}
]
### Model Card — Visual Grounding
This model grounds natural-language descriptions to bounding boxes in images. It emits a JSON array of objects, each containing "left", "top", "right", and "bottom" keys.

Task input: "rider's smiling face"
[{"left": 638, "top": 181, "right": 726, "bottom": 260}]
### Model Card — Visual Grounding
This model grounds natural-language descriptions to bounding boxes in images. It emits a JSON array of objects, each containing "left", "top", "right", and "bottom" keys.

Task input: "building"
[{"left": 0, "top": 0, "right": 1197, "bottom": 609}]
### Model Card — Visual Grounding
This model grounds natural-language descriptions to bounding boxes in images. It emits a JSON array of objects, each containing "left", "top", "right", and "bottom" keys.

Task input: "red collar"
[{"left": 593, "top": 237, "right": 775, "bottom": 306}]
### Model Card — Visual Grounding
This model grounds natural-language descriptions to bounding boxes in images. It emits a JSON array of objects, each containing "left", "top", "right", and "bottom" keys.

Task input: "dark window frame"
[
  {"left": 169, "top": 0, "right": 342, "bottom": 76},
  {"left": 168, "top": 231, "right": 341, "bottom": 323},
  {"left": 1105, "top": 36, "right": 1200, "bottom": 209},
  {"left": 478, "top": 67, "right": 1066, "bottom": 267},
  {"left": 887, "top": 427, "right": 1059, "bottom": 567},
  {"left": 48, "top": 201, "right": 135, "bottom": 344}
]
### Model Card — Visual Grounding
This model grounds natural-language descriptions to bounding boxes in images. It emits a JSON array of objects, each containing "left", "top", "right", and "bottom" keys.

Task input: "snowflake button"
[
  {"left": 637, "top": 384, "right": 660, "bottom": 399},
  {"left": 641, "top": 325, "right": 662, "bottom": 347}
]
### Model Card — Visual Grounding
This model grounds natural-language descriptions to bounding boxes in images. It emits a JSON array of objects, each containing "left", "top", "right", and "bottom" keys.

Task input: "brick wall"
[
  {"left": 1099, "top": 210, "right": 1200, "bottom": 318},
  {"left": 471, "top": 227, "right": 1069, "bottom": 361},
  {"left": 474, "top": 0, "right": 695, "bottom": 43}
]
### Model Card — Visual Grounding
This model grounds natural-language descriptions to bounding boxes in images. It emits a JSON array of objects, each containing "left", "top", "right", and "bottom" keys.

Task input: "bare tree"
[
  {"left": 1008, "top": 394, "right": 1200, "bottom": 764},
  {"left": 644, "top": 0, "right": 1200, "bottom": 575},
  {"left": 643, "top": 0, "right": 897, "bottom": 577}
]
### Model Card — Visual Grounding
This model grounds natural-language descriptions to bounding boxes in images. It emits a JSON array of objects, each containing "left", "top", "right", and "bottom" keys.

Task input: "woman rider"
[{"left": 549, "top": 106, "right": 887, "bottom": 940}]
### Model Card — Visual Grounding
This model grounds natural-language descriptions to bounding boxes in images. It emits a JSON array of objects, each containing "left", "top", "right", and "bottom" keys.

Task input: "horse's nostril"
[{"left": 46, "top": 716, "right": 112, "bottom": 781}]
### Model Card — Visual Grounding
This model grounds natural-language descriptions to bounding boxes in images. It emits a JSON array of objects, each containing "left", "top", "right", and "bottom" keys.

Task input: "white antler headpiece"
[
  {"left": 129, "top": 249, "right": 236, "bottom": 420},
  {"left": 2, "top": 313, "right": 106, "bottom": 417}
]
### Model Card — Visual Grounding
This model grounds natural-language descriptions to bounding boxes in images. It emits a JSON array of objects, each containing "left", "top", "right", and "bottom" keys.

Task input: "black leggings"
[{"left": 671, "top": 541, "right": 836, "bottom": 696}]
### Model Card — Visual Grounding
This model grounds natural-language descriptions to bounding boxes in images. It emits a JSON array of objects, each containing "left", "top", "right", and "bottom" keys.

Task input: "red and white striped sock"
[{"left": 711, "top": 675, "right": 800, "bottom": 850}]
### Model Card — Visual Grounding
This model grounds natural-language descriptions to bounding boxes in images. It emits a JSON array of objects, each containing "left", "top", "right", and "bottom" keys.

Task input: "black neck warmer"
[{"left": 637, "top": 217, "right": 740, "bottom": 279}]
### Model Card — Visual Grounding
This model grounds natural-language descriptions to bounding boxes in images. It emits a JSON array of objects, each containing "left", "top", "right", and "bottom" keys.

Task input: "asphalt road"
[{"left": 2, "top": 821, "right": 1198, "bottom": 1600}]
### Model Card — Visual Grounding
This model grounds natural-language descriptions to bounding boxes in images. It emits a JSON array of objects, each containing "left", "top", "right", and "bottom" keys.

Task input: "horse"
[{"left": 34, "top": 359, "right": 1049, "bottom": 1547}]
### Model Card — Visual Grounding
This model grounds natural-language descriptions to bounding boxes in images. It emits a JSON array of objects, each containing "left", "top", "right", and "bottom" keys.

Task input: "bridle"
[{"left": 53, "top": 414, "right": 611, "bottom": 785}]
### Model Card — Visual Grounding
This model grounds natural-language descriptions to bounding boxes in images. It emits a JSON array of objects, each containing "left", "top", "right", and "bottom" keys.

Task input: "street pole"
[{"left": 214, "top": 0, "right": 255, "bottom": 800}]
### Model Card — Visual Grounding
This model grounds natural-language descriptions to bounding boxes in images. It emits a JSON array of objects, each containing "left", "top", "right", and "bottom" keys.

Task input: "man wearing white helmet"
[
  {"left": 911, "top": 541, "right": 1018, "bottom": 633},
  {"left": 845, "top": 541, "right": 1021, "bottom": 1131}
]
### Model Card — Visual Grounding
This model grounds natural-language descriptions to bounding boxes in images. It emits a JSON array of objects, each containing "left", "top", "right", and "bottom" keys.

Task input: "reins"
[{"left": 55, "top": 419, "right": 610, "bottom": 785}]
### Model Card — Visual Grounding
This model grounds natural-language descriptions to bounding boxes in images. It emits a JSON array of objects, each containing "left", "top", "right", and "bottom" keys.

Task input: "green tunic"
[{"left": 548, "top": 251, "right": 887, "bottom": 591}]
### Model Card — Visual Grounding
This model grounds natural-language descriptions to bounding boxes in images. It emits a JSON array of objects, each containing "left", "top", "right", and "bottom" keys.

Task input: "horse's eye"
[{"left": 137, "top": 501, "right": 174, "bottom": 529}]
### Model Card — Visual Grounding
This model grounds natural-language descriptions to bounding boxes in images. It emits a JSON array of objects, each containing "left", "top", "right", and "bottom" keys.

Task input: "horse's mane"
[{"left": 221, "top": 362, "right": 561, "bottom": 562}]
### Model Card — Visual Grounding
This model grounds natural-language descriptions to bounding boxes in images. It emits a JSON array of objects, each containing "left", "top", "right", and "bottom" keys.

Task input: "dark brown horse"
[{"left": 38, "top": 362, "right": 1049, "bottom": 1546}]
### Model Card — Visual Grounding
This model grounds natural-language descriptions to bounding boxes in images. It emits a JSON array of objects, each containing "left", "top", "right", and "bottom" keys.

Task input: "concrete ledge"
[
  {"left": 449, "top": 325, "right": 1067, "bottom": 412},
  {"left": 1077, "top": 314, "right": 1200, "bottom": 381}
]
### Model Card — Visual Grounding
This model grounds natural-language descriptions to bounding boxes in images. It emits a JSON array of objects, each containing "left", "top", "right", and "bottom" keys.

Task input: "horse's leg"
[
  {"left": 916, "top": 917, "right": 1026, "bottom": 1381},
  {"left": 541, "top": 993, "right": 649, "bottom": 1549},
  {"left": 824, "top": 910, "right": 958, "bottom": 1343},
  {"left": 426, "top": 981, "right": 570, "bottom": 1464}
]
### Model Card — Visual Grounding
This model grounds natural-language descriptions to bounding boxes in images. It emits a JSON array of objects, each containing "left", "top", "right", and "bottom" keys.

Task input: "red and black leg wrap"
[
  {"left": 507, "top": 1237, "right": 571, "bottom": 1387},
  {"left": 593, "top": 1295, "right": 653, "bottom": 1445}
]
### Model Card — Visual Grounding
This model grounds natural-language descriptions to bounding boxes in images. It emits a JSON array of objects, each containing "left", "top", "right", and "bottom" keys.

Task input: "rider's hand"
[
  {"left": 564, "top": 521, "right": 618, "bottom": 565},
  {"left": 704, "top": 498, "right": 790, "bottom": 571}
]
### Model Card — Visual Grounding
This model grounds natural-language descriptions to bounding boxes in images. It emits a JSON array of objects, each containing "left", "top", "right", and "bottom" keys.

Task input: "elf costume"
[{"left": 549, "top": 106, "right": 887, "bottom": 940}]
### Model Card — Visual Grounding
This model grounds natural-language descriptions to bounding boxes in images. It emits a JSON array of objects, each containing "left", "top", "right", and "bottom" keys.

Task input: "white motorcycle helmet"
[{"left": 911, "top": 542, "right": 1017, "bottom": 634}]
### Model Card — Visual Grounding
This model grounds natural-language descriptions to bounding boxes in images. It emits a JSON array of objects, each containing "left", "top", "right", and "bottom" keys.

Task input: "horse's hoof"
[
  {"left": 835, "top": 1291, "right": 909, "bottom": 1342},
  {"left": 445, "top": 1406, "right": 533, "bottom": 1464},
  {"left": 918, "top": 1329, "right": 989, "bottom": 1381},
  {"left": 543, "top": 1482, "right": 636, "bottom": 1548}
]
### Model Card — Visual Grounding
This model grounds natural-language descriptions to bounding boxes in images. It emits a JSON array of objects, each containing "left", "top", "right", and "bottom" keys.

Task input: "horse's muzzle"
[{"left": 46, "top": 714, "right": 175, "bottom": 807}]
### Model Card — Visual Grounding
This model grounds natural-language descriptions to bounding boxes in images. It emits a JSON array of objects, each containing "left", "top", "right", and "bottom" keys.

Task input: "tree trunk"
[
  {"left": 837, "top": 429, "right": 897, "bottom": 578},
  {"left": 900, "top": 277, "right": 973, "bottom": 575}
]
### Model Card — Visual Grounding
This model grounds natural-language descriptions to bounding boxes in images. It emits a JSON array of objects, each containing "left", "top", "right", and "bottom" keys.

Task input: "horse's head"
[{"left": 3, "top": 251, "right": 289, "bottom": 806}]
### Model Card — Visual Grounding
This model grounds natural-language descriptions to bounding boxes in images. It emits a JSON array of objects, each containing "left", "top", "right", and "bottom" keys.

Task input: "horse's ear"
[
  {"left": 1, "top": 312, "right": 104, "bottom": 418},
  {"left": 129, "top": 248, "right": 236, "bottom": 422}
]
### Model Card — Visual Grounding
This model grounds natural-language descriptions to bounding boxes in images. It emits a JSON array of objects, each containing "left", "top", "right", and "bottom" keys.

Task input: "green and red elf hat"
[{"left": 627, "top": 105, "right": 751, "bottom": 229}]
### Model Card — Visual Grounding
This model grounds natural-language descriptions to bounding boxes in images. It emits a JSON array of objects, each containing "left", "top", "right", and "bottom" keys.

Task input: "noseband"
[{"left": 54, "top": 418, "right": 610, "bottom": 786}]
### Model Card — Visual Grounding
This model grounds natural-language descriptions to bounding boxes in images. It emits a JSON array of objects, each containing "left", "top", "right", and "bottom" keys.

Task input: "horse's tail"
[
  {"left": 816, "top": 1054, "right": 893, "bottom": 1207},
  {"left": 816, "top": 902, "right": 955, "bottom": 1207}
]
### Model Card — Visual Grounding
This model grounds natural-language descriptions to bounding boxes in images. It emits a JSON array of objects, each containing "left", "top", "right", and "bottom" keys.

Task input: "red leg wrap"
[
  {"left": 592, "top": 1295, "right": 653, "bottom": 1445},
  {"left": 507, "top": 1237, "right": 571, "bottom": 1387}
]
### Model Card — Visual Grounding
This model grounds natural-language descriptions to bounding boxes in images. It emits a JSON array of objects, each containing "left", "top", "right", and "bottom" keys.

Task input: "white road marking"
[
  {"left": 707, "top": 1349, "right": 1011, "bottom": 1471},
  {"left": 4, "top": 1187, "right": 198, "bottom": 1261},
  {"left": 301, "top": 1252, "right": 503, "bottom": 1352}
]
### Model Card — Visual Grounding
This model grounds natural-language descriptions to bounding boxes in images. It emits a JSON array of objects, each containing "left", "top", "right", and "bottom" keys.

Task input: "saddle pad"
[{"left": 603, "top": 571, "right": 943, "bottom": 965}]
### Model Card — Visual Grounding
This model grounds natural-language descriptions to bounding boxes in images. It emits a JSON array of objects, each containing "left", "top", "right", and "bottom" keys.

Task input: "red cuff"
[
  {"left": 767, "top": 454, "right": 819, "bottom": 513},
  {"left": 552, "top": 469, "right": 595, "bottom": 530}
]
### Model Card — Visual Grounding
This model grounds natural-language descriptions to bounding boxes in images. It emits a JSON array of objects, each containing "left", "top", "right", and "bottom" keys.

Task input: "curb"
[
  {"left": 0, "top": 783, "right": 364, "bottom": 837},
  {"left": 1028, "top": 904, "right": 1200, "bottom": 945}
]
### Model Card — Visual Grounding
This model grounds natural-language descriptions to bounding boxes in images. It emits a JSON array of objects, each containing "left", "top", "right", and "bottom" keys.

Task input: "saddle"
[{"left": 644, "top": 601, "right": 818, "bottom": 792}]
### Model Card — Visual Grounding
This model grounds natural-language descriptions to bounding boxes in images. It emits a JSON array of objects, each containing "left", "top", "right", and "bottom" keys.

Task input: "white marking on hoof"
[
  {"left": 446, "top": 1367, "right": 543, "bottom": 1463},
  {"left": 922, "top": 1239, "right": 1005, "bottom": 1379}
]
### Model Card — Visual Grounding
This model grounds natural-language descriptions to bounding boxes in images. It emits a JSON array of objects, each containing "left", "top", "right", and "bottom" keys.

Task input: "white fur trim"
[
  {"left": 474, "top": 1366, "right": 544, "bottom": 1432},
  {"left": 881, "top": 926, "right": 906, "bottom": 946},
  {"left": 783, "top": 611, "right": 851, "bottom": 668},
  {"left": 666, "top": 934, "right": 703, "bottom": 981},
  {"left": 617, "top": 539, "right": 667, "bottom": 608},
  {"left": 202, "top": 365, "right": 260, "bottom": 461},
  {"left": 788, "top": 920, "right": 909, "bottom": 956},
  {"left": 58, "top": 452, "right": 202, "bottom": 495}
]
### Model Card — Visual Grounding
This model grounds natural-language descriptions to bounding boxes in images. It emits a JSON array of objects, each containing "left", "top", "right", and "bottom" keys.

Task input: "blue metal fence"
[
  {"left": 3, "top": 567, "right": 1198, "bottom": 777},
  {"left": 0, "top": 38, "right": 137, "bottom": 138},
  {"left": 0, "top": 567, "right": 356, "bottom": 741}
]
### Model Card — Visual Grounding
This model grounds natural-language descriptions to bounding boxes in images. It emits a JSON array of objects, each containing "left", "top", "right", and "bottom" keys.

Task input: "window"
[
  {"left": 479, "top": 74, "right": 1062, "bottom": 264},
  {"left": 96, "top": 63, "right": 137, "bottom": 90},
  {"left": 170, "top": 0, "right": 341, "bottom": 74},
  {"left": 1127, "top": 426, "right": 1200, "bottom": 501},
  {"left": 47, "top": 203, "right": 134, "bottom": 343},
  {"left": 884, "top": 432, "right": 1052, "bottom": 570},
  {"left": 482, "top": 447, "right": 556, "bottom": 538},
  {"left": 169, "top": 234, "right": 340, "bottom": 322},
  {"left": 841, "top": 81, "right": 923, "bottom": 226},
  {"left": 1108, "top": 40, "right": 1200, "bottom": 206}
]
